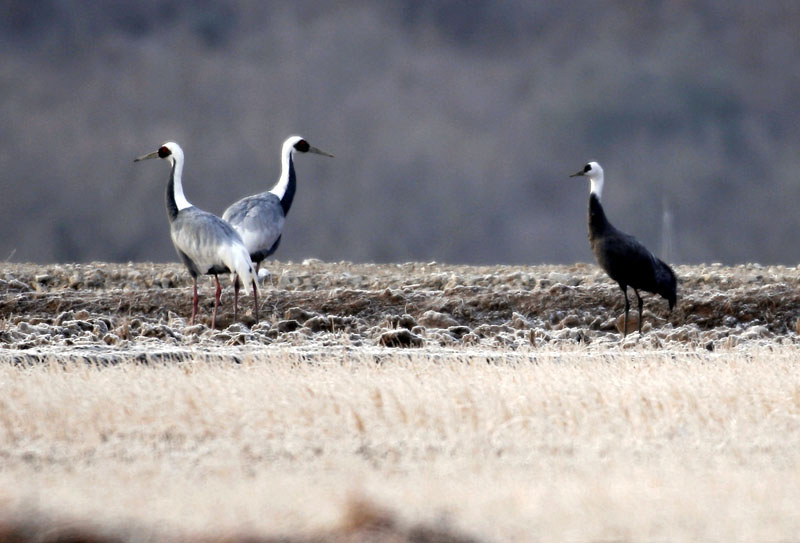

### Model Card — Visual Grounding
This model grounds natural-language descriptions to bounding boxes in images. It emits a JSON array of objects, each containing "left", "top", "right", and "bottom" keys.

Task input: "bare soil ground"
[
  {"left": 2, "top": 260, "right": 800, "bottom": 542},
  {"left": 2, "top": 260, "right": 800, "bottom": 357}
]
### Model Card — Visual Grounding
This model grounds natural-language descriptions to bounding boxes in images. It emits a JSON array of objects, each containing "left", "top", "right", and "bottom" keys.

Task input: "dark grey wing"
[
  {"left": 650, "top": 254, "right": 678, "bottom": 308},
  {"left": 595, "top": 228, "right": 655, "bottom": 287},
  {"left": 651, "top": 254, "right": 675, "bottom": 286},
  {"left": 600, "top": 227, "right": 676, "bottom": 303},
  {"left": 222, "top": 193, "right": 285, "bottom": 263}
]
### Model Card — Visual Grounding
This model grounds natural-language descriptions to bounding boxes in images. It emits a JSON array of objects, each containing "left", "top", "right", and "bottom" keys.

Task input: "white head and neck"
[
  {"left": 270, "top": 135, "right": 334, "bottom": 200},
  {"left": 135, "top": 141, "right": 192, "bottom": 220},
  {"left": 570, "top": 161, "right": 604, "bottom": 200}
]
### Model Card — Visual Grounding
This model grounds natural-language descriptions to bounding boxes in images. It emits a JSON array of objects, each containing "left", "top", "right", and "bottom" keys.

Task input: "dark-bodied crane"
[
  {"left": 222, "top": 136, "right": 333, "bottom": 287},
  {"left": 570, "top": 161, "right": 677, "bottom": 336},
  {"left": 135, "top": 142, "right": 258, "bottom": 328}
]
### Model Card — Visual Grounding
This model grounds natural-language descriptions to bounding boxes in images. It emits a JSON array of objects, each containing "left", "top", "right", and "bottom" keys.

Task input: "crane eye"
[
  {"left": 158, "top": 146, "right": 172, "bottom": 158},
  {"left": 583, "top": 164, "right": 591, "bottom": 173},
  {"left": 294, "top": 140, "right": 310, "bottom": 153}
]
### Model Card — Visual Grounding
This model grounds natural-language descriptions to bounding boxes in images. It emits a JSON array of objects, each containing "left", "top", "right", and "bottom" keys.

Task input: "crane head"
[
  {"left": 569, "top": 161, "right": 603, "bottom": 179},
  {"left": 570, "top": 161, "right": 605, "bottom": 198},
  {"left": 284, "top": 135, "right": 334, "bottom": 158},
  {"left": 134, "top": 142, "right": 183, "bottom": 163}
]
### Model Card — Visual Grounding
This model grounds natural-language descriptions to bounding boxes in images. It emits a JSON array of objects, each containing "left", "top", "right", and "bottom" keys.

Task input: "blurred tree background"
[{"left": 2, "top": 1, "right": 799, "bottom": 266}]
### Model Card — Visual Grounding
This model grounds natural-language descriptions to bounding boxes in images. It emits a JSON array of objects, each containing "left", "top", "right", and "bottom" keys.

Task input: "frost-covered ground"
[
  {"left": 2, "top": 260, "right": 800, "bottom": 358},
  {"left": 2, "top": 261, "right": 800, "bottom": 542}
]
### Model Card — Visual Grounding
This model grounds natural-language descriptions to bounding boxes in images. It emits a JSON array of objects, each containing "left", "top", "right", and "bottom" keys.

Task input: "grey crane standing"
[
  {"left": 570, "top": 161, "right": 677, "bottom": 336},
  {"left": 135, "top": 142, "right": 258, "bottom": 328},
  {"left": 222, "top": 135, "right": 333, "bottom": 291}
]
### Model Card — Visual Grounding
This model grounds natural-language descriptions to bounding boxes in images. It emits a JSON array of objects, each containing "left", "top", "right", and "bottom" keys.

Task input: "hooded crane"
[
  {"left": 222, "top": 136, "right": 333, "bottom": 288},
  {"left": 570, "top": 161, "right": 677, "bottom": 337},
  {"left": 135, "top": 142, "right": 258, "bottom": 328}
]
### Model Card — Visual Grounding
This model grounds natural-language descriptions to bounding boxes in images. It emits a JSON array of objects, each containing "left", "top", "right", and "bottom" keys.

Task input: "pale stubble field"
[
  {"left": 2, "top": 261, "right": 800, "bottom": 541},
  {"left": 2, "top": 347, "right": 800, "bottom": 542}
]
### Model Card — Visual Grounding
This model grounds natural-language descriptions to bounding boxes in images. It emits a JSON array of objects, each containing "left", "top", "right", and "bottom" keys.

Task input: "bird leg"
[
  {"left": 191, "top": 277, "right": 199, "bottom": 325},
  {"left": 212, "top": 274, "right": 222, "bottom": 329},
  {"left": 634, "top": 288, "right": 644, "bottom": 335},
  {"left": 233, "top": 274, "right": 240, "bottom": 323},
  {"left": 620, "top": 284, "right": 630, "bottom": 338},
  {"left": 251, "top": 278, "right": 259, "bottom": 323}
]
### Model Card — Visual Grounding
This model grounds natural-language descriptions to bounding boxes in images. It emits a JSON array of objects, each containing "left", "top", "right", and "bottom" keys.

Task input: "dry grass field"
[{"left": 2, "top": 261, "right": 800, "bottom": 541}]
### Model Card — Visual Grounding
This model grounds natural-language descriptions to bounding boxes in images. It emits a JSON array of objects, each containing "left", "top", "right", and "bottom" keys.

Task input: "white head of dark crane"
[{"left": 570, "top": 161, "right": 677, "bottom": 337}]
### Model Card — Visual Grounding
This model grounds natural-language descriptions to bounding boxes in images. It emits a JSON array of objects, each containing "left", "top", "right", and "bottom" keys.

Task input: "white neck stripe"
[
  {"left": 170, "top": 156, "right": 192, "bottom": 210},
  {"left": 269, "top": 141, "right": 294, "bottom": 199},
  {"left": 590, "top": 177, "right": 603, "bottom": 200}
]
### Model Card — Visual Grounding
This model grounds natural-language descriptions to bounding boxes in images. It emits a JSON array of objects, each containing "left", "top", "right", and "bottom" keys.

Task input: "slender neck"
[
  {"left": 589, "top": 175, "right": 604, "bottom": 200},
  {"left": 588, "top": 193, "right": 610, "bottom": 236},
  {"left": 270, "top": 145, "right": 297, "bottom": 216},
  {"left": 166, "top": 155, "right": 191, "bottom": 222}
]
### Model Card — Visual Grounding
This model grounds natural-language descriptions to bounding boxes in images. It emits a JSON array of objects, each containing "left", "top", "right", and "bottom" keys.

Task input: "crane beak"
[
  {"left": 569, "top": 169, "right": 585, "bottom": 178},
  {"left": 134, "top": 150, "right": 160, "bottom": 162},
  {"left": 309, "top": 146, "right": 334, "bottom": 158}
]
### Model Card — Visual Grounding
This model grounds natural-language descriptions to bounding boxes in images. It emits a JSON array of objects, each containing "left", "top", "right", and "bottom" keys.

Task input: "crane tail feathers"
[
  {"left": 225, "top": 244, "right": 257, "bottom": 296},
  {"left": 653, "top": 257, "right": 678, "bottom": 310}
]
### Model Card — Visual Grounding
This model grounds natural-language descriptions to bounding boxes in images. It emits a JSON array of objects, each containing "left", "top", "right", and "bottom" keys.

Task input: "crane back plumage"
[
  {"left": 588, "top": 194, "right": 677, "bottom": 310},
  {"left": 222, "top": 192, "right": 285, "bottom": 263},
  {"left": 171, "top": 207, "right": 256, "bottom": 292},
  {"left": 165, "top": 152, "right": 256, "bottom": 292},
  {"left": 223, "top": 136, "right": 333, "bottom": 267},
  {"left": 223, "top": 143, "right": 298, "bottom": 266}
]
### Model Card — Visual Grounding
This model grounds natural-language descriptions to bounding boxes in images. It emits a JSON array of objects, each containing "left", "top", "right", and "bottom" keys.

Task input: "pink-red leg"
[{"left": 212, "top": 274, "right": 222, "bottom": 329}]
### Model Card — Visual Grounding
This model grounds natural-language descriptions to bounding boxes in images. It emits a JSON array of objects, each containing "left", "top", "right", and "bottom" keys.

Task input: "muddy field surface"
[{"left": 2, "top": 260, "right": 800, "bottom": 360}]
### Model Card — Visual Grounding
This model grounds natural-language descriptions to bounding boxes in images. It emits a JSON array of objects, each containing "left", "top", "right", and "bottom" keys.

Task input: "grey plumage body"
[
  {"left": 171, "top": 206, "right": 250, "bottom": 277},
  {"left": 222, "top": 193, "right": 284, "bottom": 264},
  {"left": 223, "top": 136, "right": 333, "bottom": 271},
  {"left": 135, "top": 142, "right": 258, "bottom": 327}
]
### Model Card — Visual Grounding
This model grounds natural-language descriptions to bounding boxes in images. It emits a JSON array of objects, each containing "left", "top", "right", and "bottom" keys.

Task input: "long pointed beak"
[
  {"left": 569, "top": 170, "right": 584, "bottom": 178},
  {"left": 134, "top": 150, "right": 160, "bottom": 162},
  {"left": 309, "top": 146, "right": 334, "bottom": 158}
]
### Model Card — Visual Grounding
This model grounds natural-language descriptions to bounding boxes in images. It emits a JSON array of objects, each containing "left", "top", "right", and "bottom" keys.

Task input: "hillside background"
[{"left": 2, "top": 1, "right": 799, "bottom": 266}]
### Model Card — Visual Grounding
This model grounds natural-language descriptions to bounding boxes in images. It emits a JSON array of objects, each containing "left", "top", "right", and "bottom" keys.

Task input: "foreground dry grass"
[{"left": 1, "top": 346, "right": 800, "bottom": 541}]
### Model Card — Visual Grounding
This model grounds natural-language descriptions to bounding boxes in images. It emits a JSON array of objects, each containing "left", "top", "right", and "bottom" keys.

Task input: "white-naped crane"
[
  {"left": 135, "top": 142, "right": 258, "bottom": 328},
  {"left": 222, "top": 136, "right": 333, "bottom": 290},
  {"left": 570, "top": 161, "right": 677, "bottom": 337}
]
